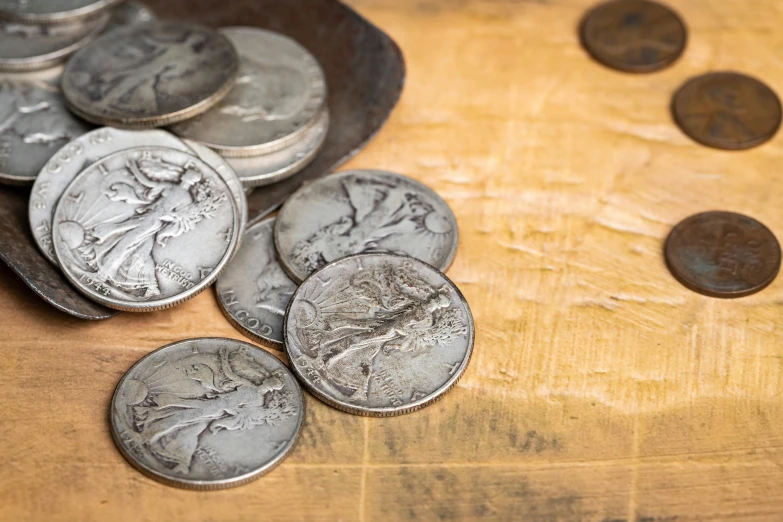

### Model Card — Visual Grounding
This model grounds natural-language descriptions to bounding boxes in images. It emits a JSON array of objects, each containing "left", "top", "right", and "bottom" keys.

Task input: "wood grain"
[{"left": 3, "top": 0, "right": 783, "bottom": 520}]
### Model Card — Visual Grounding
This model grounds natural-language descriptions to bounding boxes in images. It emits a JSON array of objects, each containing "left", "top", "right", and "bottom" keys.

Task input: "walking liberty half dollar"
[
  {"left": 62, "top": 22, "right": 239, "bottom": 128},
  {"left": 30, "top": 128, "right": 203, "bottom": 264},
  {"left": 285, "top": 253, "right": 475, "bottom": 416},
  {"left": 111, "top": 338, "right": 305, "bottom": 490},
  {"left": 52, "top": 147, "right": 239, "bottom": 311},
  {"left": 275, "top": 170, "right": 459, "bottom": 283},
  {"left": 217, "top": 217, "right": 298, "bottom": 349},
  {"left": 170, "top": 27, "right": 327, "bottom": 158}
]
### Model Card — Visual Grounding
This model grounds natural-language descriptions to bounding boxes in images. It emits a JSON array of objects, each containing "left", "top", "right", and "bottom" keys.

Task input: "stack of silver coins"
[{"left": 2, "top": 0, "right": 475, "bottom": 491}]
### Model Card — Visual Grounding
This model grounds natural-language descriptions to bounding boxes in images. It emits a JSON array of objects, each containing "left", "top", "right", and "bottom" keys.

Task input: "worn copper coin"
[
  {"left": 580, "top": 0, "right": 686, "bottom": 73},
  {"left": 673, "top": 72, "right": 782, "bottom": 150},
  {"left": 665, "top": 211, "right": 781, "bottom": 298}
]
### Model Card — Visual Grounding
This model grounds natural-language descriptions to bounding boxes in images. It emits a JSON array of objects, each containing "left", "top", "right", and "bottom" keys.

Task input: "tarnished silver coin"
[
  {"left": 111, "top": 337, "right": 304, "bottom": 490},
  {"left": 285, "top": 253, "right": 474, "bottom": 416},
  {"left": 170, "top": 27, "right": 327, "bottom": 158},
  {"left": 62, "top": 22, "right": 239, "bottom": 128},
  {"left": 0, "top": 14, "right": 108, "bottom": 72},
  {"left": 0, "top": 0, "right": 123, "bottom": 25},
  {"left": 0, "top": 76, "right": 92, "bottom": 186},
  {"left": 106, "top": 1, "right": 155, "bottom": 31},
  {"left": 275, "top": 170, "right": 460, "bottom": 283},
  {"left": 181, "top": 140, "right": 248, "bottom": 252},
  {"left": 227, "top": 109, "right": 329, "bottom": 188},
  {"left": 217, "top": 218, "right": 298, "bottom": 349},
  {"left": 30, "top": 128, "right": 198, "bottom": 264},
  {"left": 52, "top": 147, "right": 239, "bottom": 311}
]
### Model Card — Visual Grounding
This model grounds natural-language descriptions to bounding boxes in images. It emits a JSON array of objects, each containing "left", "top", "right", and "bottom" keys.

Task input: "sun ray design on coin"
[
  {"left": 52, "top": 147, "right": 238, "bottom": 311},
  {"left": 111, "top": 338, "right": 304, "bottom": 490}
]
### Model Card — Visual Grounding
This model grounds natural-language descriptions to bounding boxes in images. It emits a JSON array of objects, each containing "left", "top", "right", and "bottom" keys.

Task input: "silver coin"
[
  {"left": 170, "top": 27, "right": 327, "bottom": 158},
  {"left": 30, "top": 128, "right": 197, "bottom": 264},
  {"left": 52, "top": 146, "right": 239, "bottom": 311},
  {"left": 111, "top": 337, "right": 304, "bottom": 490},
  {"left": 285, "top": 253, "right": 474, "bottom": 416},
  {"left": 62, "top": 22, "right": 239, "bottom": 128},
  {"left": 0, "top": 14, "right": 108, "bottom": 72},
  {"left": 217, "top": 217, "right": 297, "bottom": 349},
  {"left": 181, "top": 139, "right": 248, "bottom": 255},
  {"left": 106, "top": 1, "right": 155, "bottom": 31},
  {"left": 227, "top": 108, "right": 329, "bottom": 188},
  {"left": 0, "top": 0, "right": 123, "bottom": 24},
  {"left": 0, "top": 76, "right": 92, "bottom": 186},
  {"left": 275, "top": 170, "right": 460, "bottom": 283}
]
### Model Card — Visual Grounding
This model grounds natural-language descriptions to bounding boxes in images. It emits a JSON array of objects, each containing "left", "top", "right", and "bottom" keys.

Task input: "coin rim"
[
  {"left": 672, "top": 71, "right": 783, "bottom": 150},
  {"left": 170, "top": 26, "right": 328, "bottom": 158},
  {"left": 579, "top": 0, "right": 687, "bottom": 74},
  {"left": 51, "top": 146, "right": 240, "bottom": 311},
  {"left": 0, "top": 0, "right": 124, "bottom": 25},
  {"left": 216, "top": 216, "right": 288, "bottom": 351},
  {"left": 109, "top": 337, "right": 306, "bottom": 490},
  {"left": 0, "top": 12, "right": 109, "bottom": 72},
  {"left": 61, "top": 22, "right": 240, "bottom": 128},
  {"left": 29, "top": 128, "right": 205, "bottom": 266},
  {"left": 664, "top": 210, "right": 782, "bottom": 298},
  {"left": 229, "top": 108, "right": 330, "bottom": 188},
  {"left": 284, "top": 252, "right": 475, "bottom": 417},
  {"left": 274, "top": 169, "right": 461, "bottom": 284}
]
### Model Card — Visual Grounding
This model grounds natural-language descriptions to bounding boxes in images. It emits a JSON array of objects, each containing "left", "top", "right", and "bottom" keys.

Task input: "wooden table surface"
[{"left": 4, "top": 0, "right": 783, "bottom": 520}]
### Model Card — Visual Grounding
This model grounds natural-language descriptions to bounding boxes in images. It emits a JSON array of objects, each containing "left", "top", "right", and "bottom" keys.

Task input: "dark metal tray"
[{"left": 0, "top": 0, "right": 405, "bottom": 320}]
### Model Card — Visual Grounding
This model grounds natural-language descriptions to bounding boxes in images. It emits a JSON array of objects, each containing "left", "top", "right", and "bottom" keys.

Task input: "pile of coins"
[
  {"left": 581, "top": 0, "right": 783, "bottom": 299},
  {"left": 2, "top": 4, "right": 328, "bottom": 188},
  {"left": 110, "top": 168, "right": 474, "bottom": 489},
  {"left": 1, "top": 0, "right": 475, "bottom": 490}
]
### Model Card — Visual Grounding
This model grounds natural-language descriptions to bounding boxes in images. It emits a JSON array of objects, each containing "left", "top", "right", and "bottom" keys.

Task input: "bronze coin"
[
  {"left": 665, "top": 211, "right": 781, "bottom": 298},
  {"left": 580, "top": 0, "right": 687, "bottom": 73},
  {"left": 672, "top": 72, "right": 782, "bottom": 150}
]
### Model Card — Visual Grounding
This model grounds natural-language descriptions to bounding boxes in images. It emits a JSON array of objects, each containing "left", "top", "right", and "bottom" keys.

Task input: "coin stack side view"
[{"left": 169, "top": 27, "right": 331, "bottom": 188}]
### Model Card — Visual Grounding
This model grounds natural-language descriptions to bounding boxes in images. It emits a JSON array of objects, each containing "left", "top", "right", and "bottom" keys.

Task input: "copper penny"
[
  {"left": 665, "top": 211, "right": 781, "bottom": 298},
  {"left": 580, "top": 0, "right": 686, "bottom": 73},
  {"left": 672, "top": 72, "right": 782, "bottom": 150}
]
